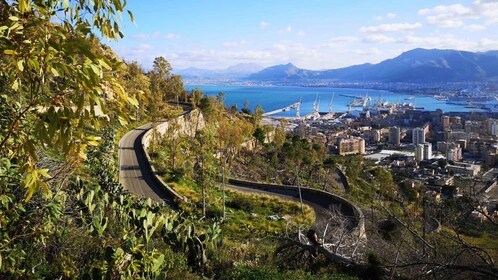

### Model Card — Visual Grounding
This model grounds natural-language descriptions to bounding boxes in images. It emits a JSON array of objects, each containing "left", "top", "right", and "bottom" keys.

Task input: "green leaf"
[
  {"left": 50, "top": 67, "right": 60, "bottom": 77},
  {"left": 97, "top": 59, "right": 111, "bottom": 70},
  {"left": 3, "top": 49, "right": 17, "bottom": 55},
  {"left": 151, "top": 254, "right": 164, "bottom": 272},
  {"left": 127, "top": 10, "right": 135, "bottom": 22},
  {"left": 89, "top": 63, "right": 102, "bottom": 76}
]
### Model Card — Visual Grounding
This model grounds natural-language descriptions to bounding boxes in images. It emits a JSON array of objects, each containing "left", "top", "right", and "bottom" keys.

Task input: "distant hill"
[
  {"left": 175, "top": 63, "right": 263, "bottom": 80},
  {"left": 247, "top": 48, "right": 498, "bottom": 84},
  {"left": 246, "top": 63, "right": 319, "bottom": 81}
]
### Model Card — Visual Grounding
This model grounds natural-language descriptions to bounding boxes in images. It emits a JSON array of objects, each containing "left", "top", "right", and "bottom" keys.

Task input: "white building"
[
  {"left": 490, "top": 119, "right": 498, "bottom": 136},
  {"left": 446, "top": 147, "right": 462, "bottom": 162},
  {"left": 413, "top": 127, "right": 425, "bottom": 145},
  {"left": 423, "top": 142, "right": 432, "bottom": 160},
  {"left": 415, "top": 144, "right": 424, "bottom": 162},
  {"left": 447, "top": 162, "right": 481, "bottom": 177}
]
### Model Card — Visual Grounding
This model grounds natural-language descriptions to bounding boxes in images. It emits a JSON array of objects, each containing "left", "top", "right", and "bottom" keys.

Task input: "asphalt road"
[
  {"left": 118, "top": 115, "right": 359, "bottom": 232},
  {"left": 118, "top": 121, "right": 176, "bottom": 207},
  {"left": 224, "top": 183, "right": 356, "bottom": 231}
]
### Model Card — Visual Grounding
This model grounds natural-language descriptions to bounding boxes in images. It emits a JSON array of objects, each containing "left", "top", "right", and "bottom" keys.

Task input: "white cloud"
[
  {"left": 363, "top": 34, "right": 396, "bottom": 43},
  {"left": 418, "top": 4, "right": 473, "bottom": 17},
  {"left": 418, "top": 4, "right": 474, "bottom": 28},
  {"left": 166, "top": 33, "right": 181, "bottom": 39},
  {"left": 353, "top": 48, "right": 382, "bottom": 55},
  {"left": 399, "top": 35, "right": 498, "bottom": 51},
  {"left": 131, "top": 33, "right": 150, "bottom": 40},
  {"left": 152, "top": 33, "right": 161, "bottom": 39},
  {"left": 419, "top": 2, "right": 498, "bottom": 28},
  {"left": 318, "top": 36, "right": 359, "bottom": 48},
  {"left": 426, "top": 16, "right": 465, "bottom": 28},
  {"left": 374, "top": 12, "right": 397, "bottom": 21},
  {"left": 222, "top": 40, "right": 248, "bottom": 47},
  {"left": 130, "top": 32, "right": 181, "bottom": 40},
  {"left": 260, "top": 21, "right": 269, "bottom": 29},
  {"left": 464, "top": 24, "right": 487, "bottom": 31},
  {"left": 297, "top": 30, "right": 306, "bottom": 36},
  {"left": 360, "top": 22, "right": 422, "bottom": 33},
  {"left": 474, "top": 0, "right": 498, "bottom": 21},
  {"left": 278, "top": 26, "right": 292, "bottom": 34}
]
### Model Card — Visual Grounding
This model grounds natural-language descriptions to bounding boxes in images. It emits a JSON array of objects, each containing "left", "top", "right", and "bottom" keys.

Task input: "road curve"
[
  {"left": 225, "top": 182, "right": 357, "bottom": 231},
  {"left": 118, "top": 121, "right": 176, "bottom": 207},
  {"left": 118, "top": 114, "right": 363, "bottom": 234}
]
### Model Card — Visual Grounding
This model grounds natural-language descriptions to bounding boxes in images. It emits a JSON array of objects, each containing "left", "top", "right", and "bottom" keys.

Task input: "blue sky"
[{"left": 108, "top": 0, "right": 498, "bottom": 70}]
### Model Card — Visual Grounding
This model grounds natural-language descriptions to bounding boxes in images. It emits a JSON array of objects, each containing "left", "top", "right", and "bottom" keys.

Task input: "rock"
[{"left": 267, "top": 215, "right": 280, "bottom": 221}]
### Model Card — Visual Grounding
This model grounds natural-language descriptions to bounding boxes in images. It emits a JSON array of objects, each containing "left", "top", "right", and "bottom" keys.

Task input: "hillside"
[{"left": 247, "top": 48, "right": 498, "bottom": 84}]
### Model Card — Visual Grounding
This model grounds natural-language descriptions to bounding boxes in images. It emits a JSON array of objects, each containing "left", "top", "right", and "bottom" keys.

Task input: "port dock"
[{"left": 262, "top": 101, "right": 302, "bottom": 117}]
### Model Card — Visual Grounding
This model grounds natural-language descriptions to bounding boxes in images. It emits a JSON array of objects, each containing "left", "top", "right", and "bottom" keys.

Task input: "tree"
[
  {"left": 0, "top": 0, "right": 135, "bottom": 200},
  {"left": 251, "top": 104, "right": 265, "bottom": 126},
  {"left": 122, "top": 61, "right": 150, "bottom": 122},
  {"left": 149, "top": 56, "right": 186, "bottom": 107},
  {"left": 253, "top": 127, "right": 266, "bottom": 145},
  {"left": 193, "top": 127, "right": 216, "bottom": 217},
  {"left": 190, "top": 88, "right": 204, "bottom": 108},
  {"left": 241, "top": 100, "right": 251, "bottom": 114},
  {"left": 216, "top": 117, "right": 251, "bottom": 218}
]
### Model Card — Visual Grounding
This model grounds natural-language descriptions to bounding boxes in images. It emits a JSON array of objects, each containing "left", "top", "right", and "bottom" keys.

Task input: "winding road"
[
  {"left": 118, "top": 121, "right": 176, "bottom": 207},
  {"left": 224, "top": 182, "right": 357, "bottom": 230},
  {"left": 118, "top": 115, "right": 362, "bottom": 233}
]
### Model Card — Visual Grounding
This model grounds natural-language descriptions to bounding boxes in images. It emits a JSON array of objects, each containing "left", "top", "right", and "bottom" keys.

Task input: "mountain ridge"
[
  {"left": 174, "top": 63, "right": 263, "bottom": 80},
  {"left": 247, "top": 48, "right": 498, "bottom": 83}
]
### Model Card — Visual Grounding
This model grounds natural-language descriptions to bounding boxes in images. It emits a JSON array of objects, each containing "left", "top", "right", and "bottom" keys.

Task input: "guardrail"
[
  {"left": 140, "top": 109, "right": 205, "bottom": 203},
  {"left": 228, "top": 178, "right": 365, "bottom": 238}
]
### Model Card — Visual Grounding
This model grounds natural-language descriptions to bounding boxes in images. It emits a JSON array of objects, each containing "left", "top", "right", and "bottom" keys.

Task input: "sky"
[{"left": 108, "top": 0, "right": 498, "bottom": 71}]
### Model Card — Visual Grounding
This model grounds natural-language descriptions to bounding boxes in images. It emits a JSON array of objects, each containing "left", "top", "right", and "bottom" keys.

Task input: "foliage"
[
  {"left": 147, "top": 56, "right": 186, "bottom": 118},
  {"left": 226, "top": 265, "right": 357, "bottom": 280},
  {"left": 0, "top": 128, "right": 221, "bottom": 278},
  {"left": 193, "top": 127, "right": 217, "bottom": 217},
  {"left": 232, "top": 133, "right": 335, "bottom": 190},
  {"left": 0, "top": 0, "right": 138, "bottom": 200}
]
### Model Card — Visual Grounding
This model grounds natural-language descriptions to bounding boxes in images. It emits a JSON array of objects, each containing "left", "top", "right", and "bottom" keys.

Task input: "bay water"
[{"left": 185, "top": 85, "right": 477, "bottom": 117}]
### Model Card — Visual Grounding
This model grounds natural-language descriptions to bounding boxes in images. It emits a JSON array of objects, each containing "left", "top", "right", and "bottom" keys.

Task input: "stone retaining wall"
[
  {"left": 141, "top": 109, "right": 205, "bottom": 202},
  {"left": 138, "top": 109, "right": 365, "bottom": 238}
]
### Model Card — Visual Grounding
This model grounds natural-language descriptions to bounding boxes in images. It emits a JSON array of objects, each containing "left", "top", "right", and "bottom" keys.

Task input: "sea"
[{"left": 184, "top": 85, "right": 480, "bottom": 117}]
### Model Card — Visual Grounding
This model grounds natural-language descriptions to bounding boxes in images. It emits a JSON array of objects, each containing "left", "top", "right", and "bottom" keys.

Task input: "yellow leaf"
[
  {"left": 12, "top": 79, "right": 19, "bottom": 91},
  {"left": 4, "top": 49, "right": 17, "bottom": 55},
  {"left": 17, "top": 60, "right": 24, "bottom": 71},
  {"left": 50, "top": 67, "right": 60, "bottom": 77}
]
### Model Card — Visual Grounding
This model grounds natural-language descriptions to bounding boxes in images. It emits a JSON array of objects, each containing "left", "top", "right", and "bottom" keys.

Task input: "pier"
[{"left": 262, "top": 101, "right": 301, "bottom": 117}]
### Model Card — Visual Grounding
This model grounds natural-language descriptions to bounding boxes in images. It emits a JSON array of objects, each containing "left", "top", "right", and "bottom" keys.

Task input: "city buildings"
[
  {"left": 338, "top": 137, "right": 365, "bottom": 156},
  {"left": 446, "top": 162, "right": 481, "bottom": 177},
  {"left": 389, "top": 126, "right": 400, "bottom": 145}
]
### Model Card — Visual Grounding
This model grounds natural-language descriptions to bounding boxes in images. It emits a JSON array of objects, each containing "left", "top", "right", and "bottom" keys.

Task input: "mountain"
[
  {"left": 175, "top": 63, "right": 263, "bottom": 80},
  {"left": 247, "top": 48, "right": 498, "bottom": 84},
  {"left": 225, "top": 63, "right": 265, "bottom": 75},
  {"left": 247, "top": 63, "right": 317, "bottom": 81}
]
